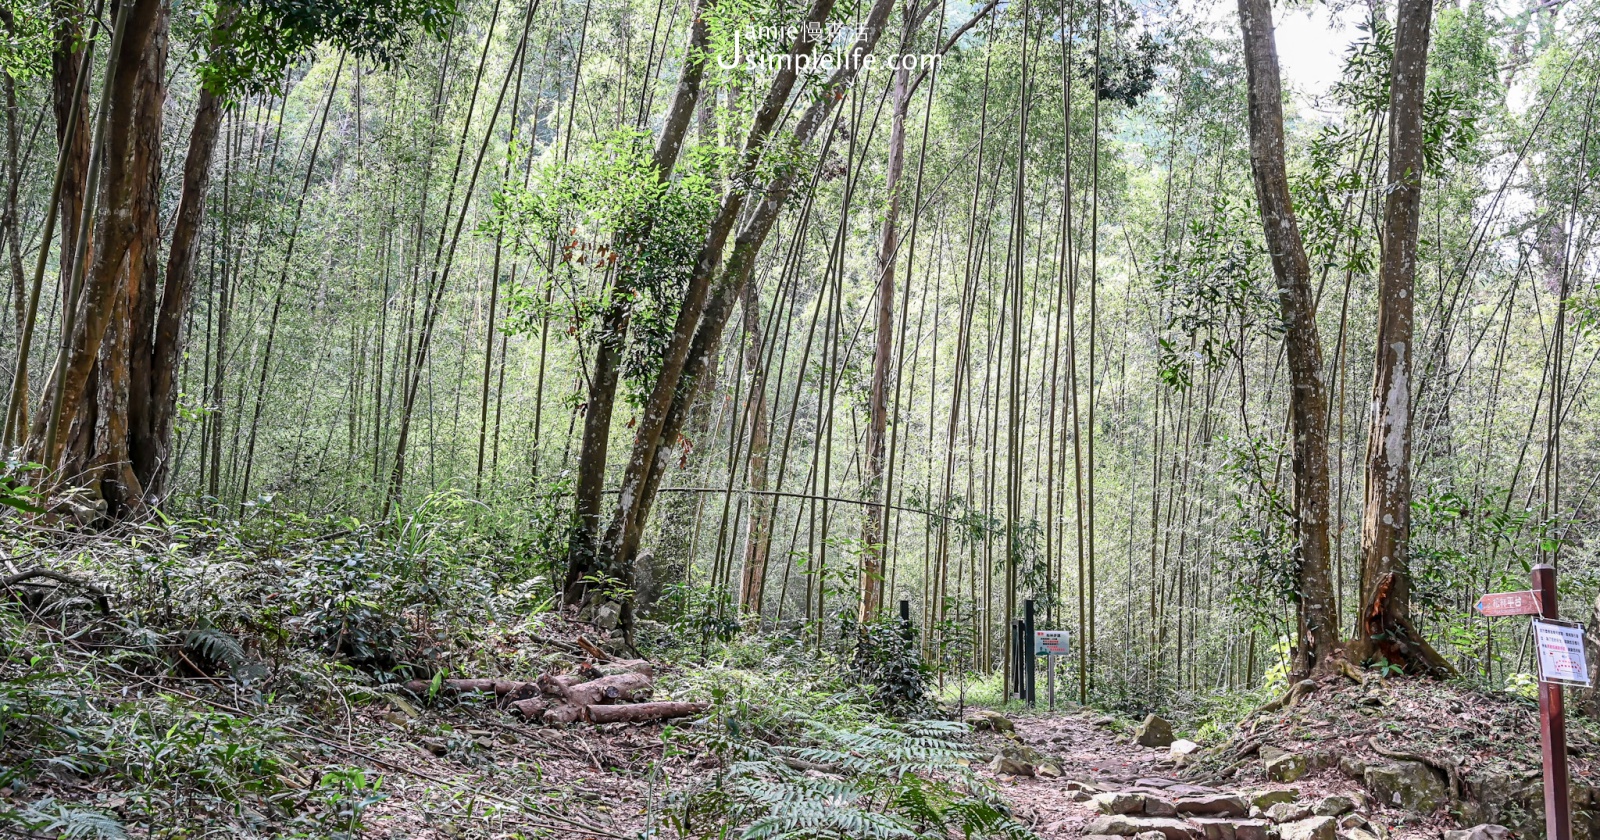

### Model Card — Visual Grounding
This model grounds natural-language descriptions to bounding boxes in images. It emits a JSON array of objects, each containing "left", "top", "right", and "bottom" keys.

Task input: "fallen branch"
[
  {"left": 575, "top": 635, "right": 611, "bottom": 661},
  {"left": 2, "top": 568, "right": 112, "bottom": 615}
]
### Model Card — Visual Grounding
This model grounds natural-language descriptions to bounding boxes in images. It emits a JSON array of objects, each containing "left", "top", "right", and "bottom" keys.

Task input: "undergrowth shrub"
[{"left": 846, "top": 614, "right": 931, "bottom": 717}]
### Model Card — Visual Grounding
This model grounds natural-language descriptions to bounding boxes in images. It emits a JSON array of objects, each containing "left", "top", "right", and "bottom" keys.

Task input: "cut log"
[
  {"left": 538, "top": 672, "right": 587, "bottom": 696},
  {"left": 510, "top": 697, "right": 548, "bottom": 718},
  {"left": 579, "top": 658, "right": 655, "bottom": 680},
  {"left": 563, "top": 672, "right": 652, "bottom": 707},
  {"left": 543, "top": 704, "right": 585, "bottom": 725},
  {"left": 584, "top": 702, "right": 708, "bottom": 724},
  {"left": 404, "top": 678, "right": 539, "bottom": 704}
]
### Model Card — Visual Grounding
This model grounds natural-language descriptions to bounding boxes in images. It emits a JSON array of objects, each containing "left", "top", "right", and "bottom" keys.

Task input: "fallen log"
[
  {"left": 543, "top": 704, "right": 585, "bottom": 725},
  {"left": 511, "top": 697, "right": 548, "bottom": 719},
  {"left": 404, "top": 678, "right": 540, "bottom": 704},
  {"left": 578, "top": 659, "right": 654, "bottom": 680},
  {"left": 537, "top": 672, "right": 587, "bottom": 696},
  {"left": 584, "top": 701, "right": 707, "bottom": 724},
  {"left": 563, "top": 672, "right": 652, "bottom": 707}
]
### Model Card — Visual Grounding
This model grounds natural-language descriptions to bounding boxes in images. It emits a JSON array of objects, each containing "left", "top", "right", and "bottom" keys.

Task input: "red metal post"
[{"left": 1533, "top": 563, "right": 1571, "bottom": 840}]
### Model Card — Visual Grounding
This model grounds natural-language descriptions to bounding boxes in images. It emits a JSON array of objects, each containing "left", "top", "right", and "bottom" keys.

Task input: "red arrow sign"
[{"left": 1476, "top": 590, "right": 1542, "bottom": 617}]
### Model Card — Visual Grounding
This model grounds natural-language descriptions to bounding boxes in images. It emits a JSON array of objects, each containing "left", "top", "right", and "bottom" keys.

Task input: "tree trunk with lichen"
[{"left": 1351, "top": 0, "right": 1453, "bottom": 678}]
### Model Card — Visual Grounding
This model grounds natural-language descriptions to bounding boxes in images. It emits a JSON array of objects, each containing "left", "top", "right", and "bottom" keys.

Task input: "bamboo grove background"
[{"left": 2, "top": 0, "right": 1597, "bottom": 713}]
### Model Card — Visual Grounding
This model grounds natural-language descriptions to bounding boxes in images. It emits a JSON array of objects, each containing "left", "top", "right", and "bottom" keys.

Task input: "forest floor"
[{"left": 3, "top": 517, "right": 1599, "bottom": 839}]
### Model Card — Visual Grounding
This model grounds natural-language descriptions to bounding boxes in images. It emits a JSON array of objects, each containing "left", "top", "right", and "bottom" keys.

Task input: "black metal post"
[{"left": 1023, "top": 599, "right": 1036, "bottom": 706}]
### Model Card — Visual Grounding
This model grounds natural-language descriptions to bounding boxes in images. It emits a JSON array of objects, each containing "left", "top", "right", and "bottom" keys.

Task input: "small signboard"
[
  {"left": 1035, "top": 630, "right": 1070, "bottom": 656},
  {"left": 1533, "top": 619, "right": 1591, "bottom": 687},
  {"left": 1476, "top": 590, "right": 1542, "bottom": 617}
]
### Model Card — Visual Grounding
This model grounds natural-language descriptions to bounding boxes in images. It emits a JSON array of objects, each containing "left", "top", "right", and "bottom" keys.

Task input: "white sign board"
[
  {"left": 1035, "top": 630, "right": 1070, "bottom": 656},
  {"left": 1533, "top": 619, "right": 1591, "bottom": 687}
]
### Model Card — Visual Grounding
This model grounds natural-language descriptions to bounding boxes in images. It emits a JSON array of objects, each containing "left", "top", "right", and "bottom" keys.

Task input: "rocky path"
[{"left": 966, "top": 708, "right": 1488, "bottom": 840}]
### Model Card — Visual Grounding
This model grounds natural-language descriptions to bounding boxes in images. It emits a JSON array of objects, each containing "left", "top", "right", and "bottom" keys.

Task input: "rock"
[
  {"left": 1442, "top": 827, "right": 1511, "bottom": 840},
  {"left": 964, "top": 709, "right": 1015, "bottom": 734},
  {"left": 1037, "top": 762, "right": 1062, "bottom": 779},
  {"left": 1342, "top": 829, "right": 1380, "bottom": 840},
  {"left": 1144, "top": 797, "right": 1178, "bottom": 817},
  {"left": 1262, "top": 746, "right": 1309, "bottom": 783},
  {"left": 594, "top": 601, "right": 622, "bottom": 630},
  {"left": 1168, "top": 784, "right": 1222, "bottom": 797},
  {"left": 1136, "top": 834, "right": 1169, "bottom": 840},
  {"left": 1177, "top": 795, "right": 1249, "bottom": 817},
  {"left": 1192, "top": 817, "right": 1274, "bottom": 840},
  {"left": 1139, "top": 777, "right": 1181, "bottom": 789},
  {"left": 1279, "top": 816, "right": 1337, "bottom": 840},
  {"left": 1267, "top": 802, "right": 1312, "bottom": 823},
  {"left": 1069, "top": 789, "right": 1095, "bottom": 803},
  {"left": 1363, "top": 761, "right": 1446, "bottom": 813},
  {"left": 1083, "top": 815, "right": 1198, "bottom": 840},
  {"left": 988, "top": 754, "right": 1033, "bottom": 777},
  {"left": 1095, "top": 715, "right": 1120, "bottom": 728},
  {"left": 1093, "top": 791, "right": 1148, "bottom": 815},
  {"left": 1000, "top": 742, "right": 1046, "bottom": 764},
  {"left": 1136, "top": 714, "right": 1175, "bottom": 748},
  {"left": 1171, "top": 739, "right": 1200, "bottom": 757},
  {"left": 1313, "top": 796, "right": 1355, "bottom": 817},
  {"left": 1336, "top": 814, "right": 1367, "bottom": 831},
  {"left": 1250, "top": 789, "right": 1299, "bottom": 809},
  {"left": 1338, "top": 755, "right": 1367, "bottom": 781}
]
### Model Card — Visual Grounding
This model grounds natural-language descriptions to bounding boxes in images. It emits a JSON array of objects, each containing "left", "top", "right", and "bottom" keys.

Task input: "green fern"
[
  {"left": 668, "top": 715, "right": 1035, "bottom": 840},
  {"left": 5, "top": 798, "right": 128, "bottom": 839},
  {"left": 184, "top": 622, "right": 246, "bottom": 673}
]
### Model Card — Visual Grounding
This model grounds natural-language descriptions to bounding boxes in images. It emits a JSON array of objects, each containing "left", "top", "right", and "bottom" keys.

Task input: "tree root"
[{"left": 1367, "top": 735, "right": 1462, "bottom": 801}]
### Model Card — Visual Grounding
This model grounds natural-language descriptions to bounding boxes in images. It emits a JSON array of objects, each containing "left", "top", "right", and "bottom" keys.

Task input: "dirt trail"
[
  {"left": 975, "top": 709, "right": 1172, "bottom": 837},
  {"left": 971, "top": 708, "right": 1369, "bottom": 840}
]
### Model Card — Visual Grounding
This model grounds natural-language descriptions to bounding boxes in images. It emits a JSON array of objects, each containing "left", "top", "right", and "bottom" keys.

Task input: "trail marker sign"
[
  {"left": 1035, "top": 630, "right": 1070, "bottom": 656},
  {"left": 1475, "top": 590, "right": 1541, "bottom": 617},
  {"left": 1533, "top": 619, "right": 1591, "bottom": 687}
]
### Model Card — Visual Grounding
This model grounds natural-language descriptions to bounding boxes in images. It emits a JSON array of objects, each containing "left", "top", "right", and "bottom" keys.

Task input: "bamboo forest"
[{"left": 0, "top": 0, "right": 1598, "bottom": 836}]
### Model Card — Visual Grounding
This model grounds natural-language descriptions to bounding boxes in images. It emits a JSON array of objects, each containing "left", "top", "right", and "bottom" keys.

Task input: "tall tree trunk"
[
  {"left": 566, "top": 2, "right": 712, "bottom": 602},
  {"left": 599, "top": 0, "right": 900, "bottom": 628},
  {"left": 136, "top": 86, "right": 223, "bottom": 503},
  {"left": 1353, "top": 0, "right": 1451, "bottom": 676},
  {"left": 1235, "top": 0, "right": 1338, "bottom": 676},
  {"left": 98, "top": 3, "right": 168, "bottom": 512},
  {"left": 50, "top": 0, "right": 90, "bottom": 320},
  {"left": 28, "top": 0, "right": 164, "bottom": 478},
  {"left": 861, "top": 47, "right": 911, "bottom": 623},
  {"left": 737, "top": 281, "right": 771, "bottom": 615},
  {"left": 574, "top": 0, "right": 848, "bottom": 605}
]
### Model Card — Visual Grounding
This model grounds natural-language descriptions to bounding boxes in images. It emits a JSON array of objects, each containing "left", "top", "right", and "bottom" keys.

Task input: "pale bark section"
[{"left": 1235, "top": 0, "right": 1338, "bottom": 674}]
